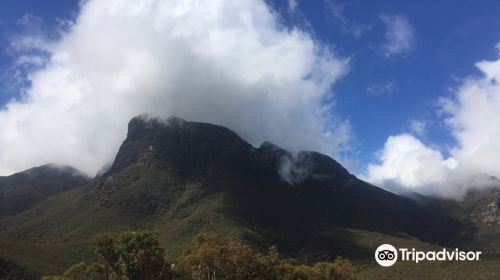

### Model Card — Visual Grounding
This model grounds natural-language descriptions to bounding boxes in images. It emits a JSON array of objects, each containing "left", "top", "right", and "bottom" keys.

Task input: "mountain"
[
  {"left": 0, "top": 258, "right": 37, "bottom": 280},
  {"left": 0, "top": 116, "right": 478, "bottom": 276},
  {"left": 458, "top": 186, "right": 500, "bottom": 253},
  {"left": 0, "top": 164, "right": 90, "bottom": 218}
]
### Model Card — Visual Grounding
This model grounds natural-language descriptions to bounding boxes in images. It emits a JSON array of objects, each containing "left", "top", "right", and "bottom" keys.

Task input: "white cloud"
[
  {"left": 379, "top": 14, "right": 415, "bottom": 58},
  {"left": 364, "top": 134, "right": 459, "bottom": 197},
  {"left": 324, "top": 0, "right": 371, "bottom": 38},
  {"left": 409, "top": 119, "right": 427, "bottom": 137},
  {"left": 365, "top": 134, "right": 452, "bottom": 187},
  {"left": 0, "top": 0, "right": 350, "bottom": 176},
  {"left": 365, "top": 45, "right": 500, "bottom": 198},
  {"left": 444, "top": 56, "right": 500, "bottom": 179},
  {"left": 287, "top": 0, "right": 299, "bottom": 13}
]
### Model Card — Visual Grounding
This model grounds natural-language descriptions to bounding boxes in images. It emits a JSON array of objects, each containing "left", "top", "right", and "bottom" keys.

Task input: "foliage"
[
  {"left": 46, "top": 231, "right": 354, "bottom": 280},
  {"left": 179, "top": 234, "right": 258, "bottom": 280},
  {"left": 41, "top": 262, "right": 116, "bottom": 280},
  {"left": 313, "top": 259, "right": 354, "bottom": 280},
  {"left": 90, "top": 231, "right": 173, "bottom": 280},
  {"left": 254, "top": 246, "right": 353, "bottom": 280},
  {"left": 62, "top": 262, "right": 114, "bottom": 280},
  {"left": 178, "top": 234, "right": 354, "bottom": 280}
]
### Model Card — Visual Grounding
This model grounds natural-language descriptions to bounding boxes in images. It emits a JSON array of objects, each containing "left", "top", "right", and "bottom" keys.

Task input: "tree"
[
  {"left": 255, "top": 246, "right": 354, "bottom": 280},
  {"left": 179, "top": 235, "right": 354, "bottom": 280},
  {"left": 90, "top": 231, "right": 172, "bottom": 280},
  {"left": 62, "top": 262, "right": 112, "bottom": 280},
  {"left": 254, "top": 246, "right": 282, "bottom": 280},
  {"left": 179, "top": 234, "right": 258, "bottom": 280},
  {"left": 313, "top": 258, "right": 353, "bottom": 280}
]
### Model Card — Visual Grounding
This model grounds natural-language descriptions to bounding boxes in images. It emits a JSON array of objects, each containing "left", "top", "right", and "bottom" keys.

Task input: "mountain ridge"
[
  {"left": 0, "top": 164, "right": 90, "bottom": 218},
  {"left": 0, "top": 115, "right": 477, "bottom": 276}
]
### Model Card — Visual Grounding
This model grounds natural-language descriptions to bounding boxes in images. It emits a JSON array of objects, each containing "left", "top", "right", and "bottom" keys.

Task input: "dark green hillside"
[
  {"left": 0, "top": 257, "right": 37, "bottom": 280},
  {"left": 0, "top": 164, "right": 90, "bottom": 218}
]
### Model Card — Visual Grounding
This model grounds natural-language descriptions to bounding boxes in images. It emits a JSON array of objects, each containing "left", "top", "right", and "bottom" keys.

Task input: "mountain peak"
[
  {"left": 104, "top": 115, "right": 354, "bottom": 187},
  {"left": 107, "top": 115, "right": 253, "bottom": 177},
  {"left": 0, "top": 164, "right": 90, "bottom": 217},
  {"left": 127, "top": 115, "right": 186, "bottom": 135},
  {"left": 6, "top": 164, "right": 89, "bottom": 180}
]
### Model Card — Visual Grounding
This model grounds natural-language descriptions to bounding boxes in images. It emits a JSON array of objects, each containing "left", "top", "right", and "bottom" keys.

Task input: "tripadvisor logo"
[
  {"left": 375, "top": 244, "right": 398, "bottom": 267},
  {"left": 374, "top": 244, "right": 482, "bottom": 267}
]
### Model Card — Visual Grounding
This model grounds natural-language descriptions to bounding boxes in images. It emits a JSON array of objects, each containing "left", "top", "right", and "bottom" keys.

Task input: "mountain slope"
[
  {"left": 0, "top": 257, "right": 37, "bottom": 280},
  {"left": 0, "top": 116, "right": 467, "bottom": 275},
  {"left": 0, "top": 164, "right": 90, "bottom": 218},
  {"left": 457, "top": 186, "right": 500, "bottom": 253}
]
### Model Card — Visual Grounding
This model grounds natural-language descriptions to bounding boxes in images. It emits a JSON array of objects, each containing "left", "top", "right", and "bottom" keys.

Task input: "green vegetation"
[
  {"left": 90, "top": 231, "right": 171, "bottom": 279},
  {"left": 43, "top": 231, "right": 354, "bottom": 280},
  {"left": 0, "top": 165, "right": 495, "bottom": 280},
  {"left": 0, "top": 258, "right": 38, "bottom": 280},
  {"left": 56, "top": 262, "right": 108, "bottom": 280},
  {"left": 0, "top": 164, "right": 89, "bottom": 218},
  {"left": 179, "top": 234, "right": 353, "bottom": 280}
]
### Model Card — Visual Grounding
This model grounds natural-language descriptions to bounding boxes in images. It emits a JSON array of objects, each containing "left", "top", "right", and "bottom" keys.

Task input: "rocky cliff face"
[
  {"left": 106, "top": 116, "right": 255, "bottom": 178},
  {"left": 103, "top": 116, "right": 353, "bottom": 187},
  {"left": 465, "top": 187, "right": 500, "bottom": 227}
]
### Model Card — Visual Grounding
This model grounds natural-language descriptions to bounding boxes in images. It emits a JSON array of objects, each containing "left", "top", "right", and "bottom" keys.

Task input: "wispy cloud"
[
  {"left": 379, "top": 14, "right": 415, "bottom": 58},
  {"left": 324, "top": 0, "right": 371, "bottom": 38},
  {"left": 287, "top": 0, "right": 299, "bottom": 13},
  {"left": 409, "top": 119, "right": 428, "bottom": 137},
  {"left": 366, "top": 81, "right": 396, "bottom": 96}
]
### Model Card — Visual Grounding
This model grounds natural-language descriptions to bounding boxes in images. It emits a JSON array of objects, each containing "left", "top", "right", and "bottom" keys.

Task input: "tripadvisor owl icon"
[{"left": 375, "top": 244, "right": 398, "bottom": 267}]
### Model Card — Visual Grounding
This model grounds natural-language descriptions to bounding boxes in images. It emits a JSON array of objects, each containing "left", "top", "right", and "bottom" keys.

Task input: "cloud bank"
[
  {"left": 365, "top": 46, "right": 500, "bottom": 198},
  {"left": 0, "top": 0, "right": 350, "bottom": 176}
]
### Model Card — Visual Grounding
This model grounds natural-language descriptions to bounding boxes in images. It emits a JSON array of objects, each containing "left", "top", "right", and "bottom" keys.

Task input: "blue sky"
[
  {"left": 1, "top": 0, "right": 500, "bottom": 197},
  {"left": 0, "top": 0, "right": 80, "bottom": 103}
]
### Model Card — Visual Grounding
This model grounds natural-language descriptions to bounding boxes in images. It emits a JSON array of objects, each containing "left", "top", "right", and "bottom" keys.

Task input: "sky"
[{"left": 1, "top": 0, "right": 500, "bottom": 199}]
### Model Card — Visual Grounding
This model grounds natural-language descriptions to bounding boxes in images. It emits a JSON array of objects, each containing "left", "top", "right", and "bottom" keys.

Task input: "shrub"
[
  {"left": 62, "top": 262, "right": 112, "bottom": 280},
  {"left": 313, "top": 258, "right": 354, "bottom": 280},
  {"left": 179, "top": 235, "right": 354, "bottom": 280},
  {"left": 90, "top": 231, "right": 173, "bottom": 280}
]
